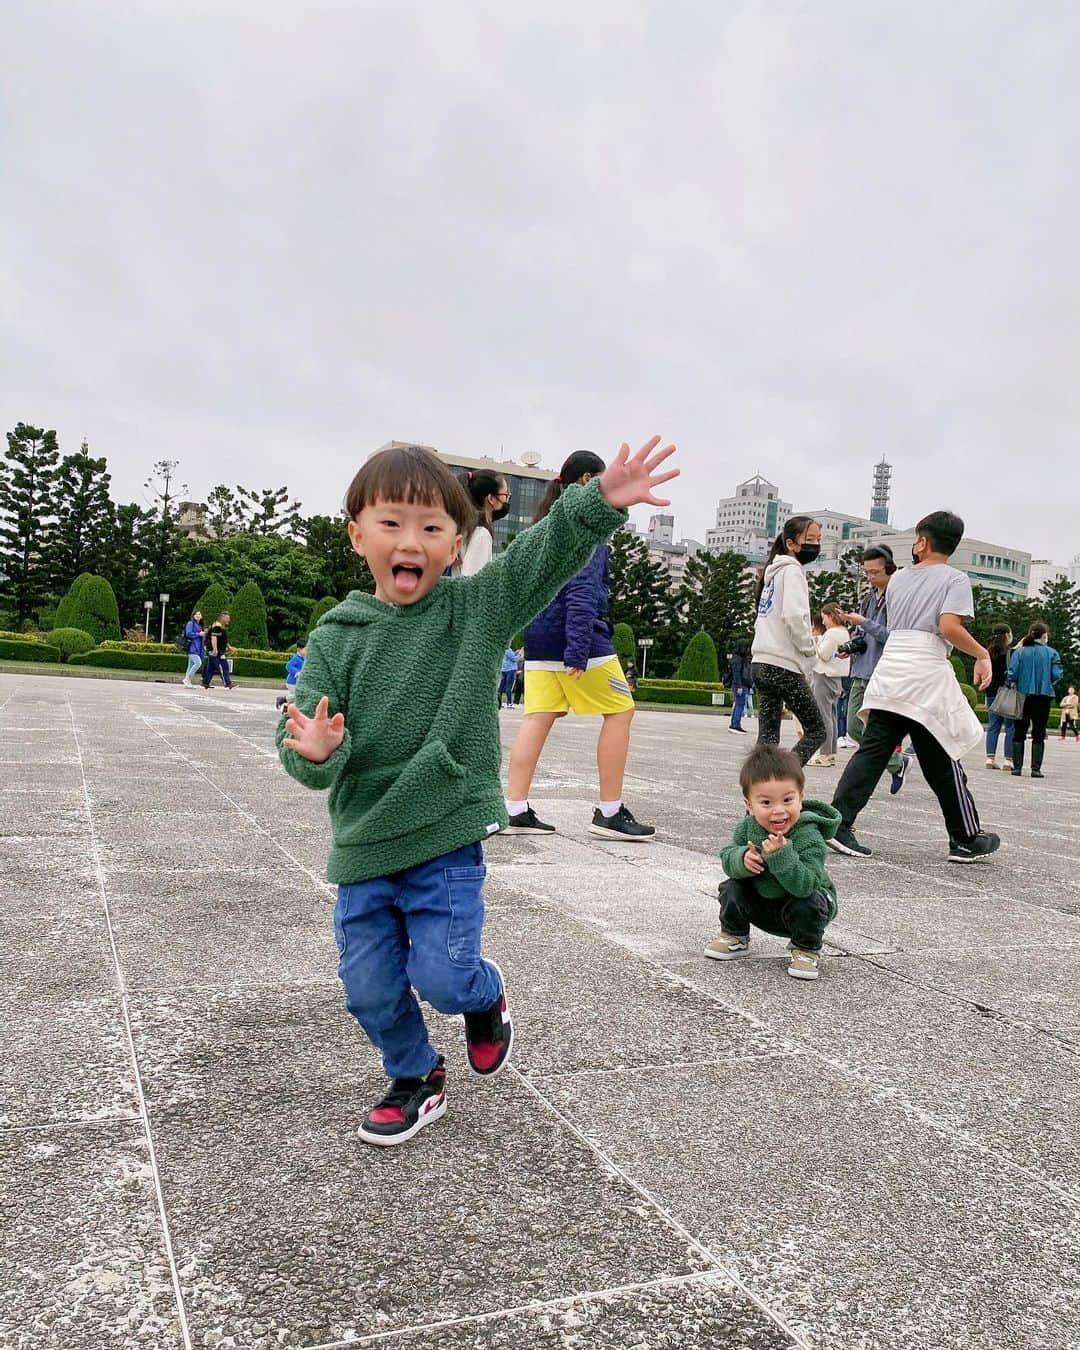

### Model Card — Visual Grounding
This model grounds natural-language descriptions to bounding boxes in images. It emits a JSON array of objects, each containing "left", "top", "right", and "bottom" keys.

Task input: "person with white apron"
[{"left": 828, "top": 510, "right": 1000, "bottom": 864}]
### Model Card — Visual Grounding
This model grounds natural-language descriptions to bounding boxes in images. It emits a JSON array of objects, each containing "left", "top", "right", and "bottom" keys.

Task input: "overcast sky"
[{"left": 3, "top": 2, "right": 1078, "bottom": 561}]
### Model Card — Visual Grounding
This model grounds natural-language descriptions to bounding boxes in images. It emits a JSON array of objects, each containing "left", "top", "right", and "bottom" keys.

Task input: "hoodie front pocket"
[{"left": 353, "top": 739, "right": 467, "bottom": 846}]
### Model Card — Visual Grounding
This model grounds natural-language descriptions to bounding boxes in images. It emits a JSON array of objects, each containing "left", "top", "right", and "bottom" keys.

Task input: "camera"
[{"left": 837, "top": 633, "right": 869, "bottom": 658}]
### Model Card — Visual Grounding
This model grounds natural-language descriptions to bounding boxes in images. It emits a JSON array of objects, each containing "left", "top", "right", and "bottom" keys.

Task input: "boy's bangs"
[{"left": 346, "top": 447, "right": 473, "bottom": 531}]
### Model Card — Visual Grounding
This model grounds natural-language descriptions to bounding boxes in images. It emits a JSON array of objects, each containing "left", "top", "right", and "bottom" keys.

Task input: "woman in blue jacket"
[
  {"left": 727, "top": 638, "right": 753, "bottom": 735},
  {"left": 504, "top": 451, "right": 654, "bottom": 842},
  {"left": 181, "top": 610, "right": 205, "bottom": 688},
  {"left": 1008, "top": 621, "right": 1064, "bottom": 779}
]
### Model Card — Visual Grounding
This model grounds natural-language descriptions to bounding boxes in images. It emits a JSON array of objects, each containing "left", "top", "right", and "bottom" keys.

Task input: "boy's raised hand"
[
  {"left": 744, "top": 843, "right": 765, "bottom": 875},
  {"left": 761, "top": 833, "right": 788, "bottom": 856},
  {"left": 599, "top": 436, "right": 678, "bottom": 510},
  {"left": 282, "top": 696, "right": 345, "bottom": 763}
]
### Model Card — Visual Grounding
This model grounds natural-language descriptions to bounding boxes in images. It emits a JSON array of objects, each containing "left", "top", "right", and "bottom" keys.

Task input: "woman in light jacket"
[
  {"left": 1008, "top": 621, "right": 1064, "bottom": 779},
  {"left": 751, "top": 516, "right": 825, "bottom": 766},
  {"left": 807, "top": 604, "right": 851, "bottom": 767},
  {"left": 457, "top": 470, "right": 511, "bottom": 576}
]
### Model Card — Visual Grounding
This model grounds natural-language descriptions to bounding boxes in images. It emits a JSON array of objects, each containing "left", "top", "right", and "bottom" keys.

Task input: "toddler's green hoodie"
[
  {"left": 718, "top": 800, "right": 841, "bottom": 919},
  {"left": 276, "top": 481, "right": 626, "bottom": 883}
]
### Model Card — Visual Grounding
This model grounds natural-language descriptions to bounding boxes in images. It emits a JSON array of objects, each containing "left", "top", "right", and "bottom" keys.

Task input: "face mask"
[
  {"left": 796, "top": 544, "right": 820, "bottom": 566},
  {"left": 490, "top": 502, "right": 511, "bottom": 522}
]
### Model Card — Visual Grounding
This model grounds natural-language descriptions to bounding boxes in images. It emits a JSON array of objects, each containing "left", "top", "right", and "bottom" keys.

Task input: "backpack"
[{"left": 175, "top": 632, "right": 191, "bottom": 653}]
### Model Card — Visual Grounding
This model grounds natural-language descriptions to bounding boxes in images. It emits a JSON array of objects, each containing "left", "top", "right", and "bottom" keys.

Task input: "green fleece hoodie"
[
  {"left": 275, "top": 481, "right": 626, "bottom": 883},
  {"left": 718, "top": 800, "right": 841, "bottom": 919}
]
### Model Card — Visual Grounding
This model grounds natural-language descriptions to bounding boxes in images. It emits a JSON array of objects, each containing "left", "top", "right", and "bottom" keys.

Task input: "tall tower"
[{"left": 870, "top": 457, "right": 892, "bottom": 525}]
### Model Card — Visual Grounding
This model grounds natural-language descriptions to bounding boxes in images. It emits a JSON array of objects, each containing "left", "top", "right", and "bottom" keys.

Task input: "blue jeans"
[
  {"left": 201, "top": 655, "right": 232, "bottom": 687},
  {"left": 185, "top": 651, "right": 203, "bottom": 680},
  {"left": 836, "top": 683, "right": 850, "bottom": 738},
  {"left": 730, "top": 686, "right": 749, "bottom": 729},
  {"left": 986, "top": 709, "right": 1014, "bottom": 758},
  {"left": 334, "top": 843, "right": 501, "bottom": 1080},
  {"left": 498, "top": 671, "right": 516, "bottom": 703}
]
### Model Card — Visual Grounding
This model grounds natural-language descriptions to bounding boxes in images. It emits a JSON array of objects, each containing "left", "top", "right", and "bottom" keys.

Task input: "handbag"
[{"left": 990, "top": 684, "right": 1024, "bottom": 720}]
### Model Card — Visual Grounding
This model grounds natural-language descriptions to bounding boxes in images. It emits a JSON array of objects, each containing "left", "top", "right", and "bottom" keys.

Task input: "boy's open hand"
[
  {"left": 743, "top": 843, "right": 765, "bottom": 875},
  {"left": 761, "top": 833, "right": 788, "bottom": 856},
  {"left": 599, "top": 436, "right": 678, "bottom": 510},
  {"left": 282, "top": 696, "right": 345, "bottom": 763}
]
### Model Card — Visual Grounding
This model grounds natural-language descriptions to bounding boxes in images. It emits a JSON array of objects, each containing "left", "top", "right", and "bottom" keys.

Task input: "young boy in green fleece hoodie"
[
  {"left": 703, "top": 745, "right": 841, "bottom": 981},
  {"left": 277, "top": 438, "right": 678, "bottom": 1145}
]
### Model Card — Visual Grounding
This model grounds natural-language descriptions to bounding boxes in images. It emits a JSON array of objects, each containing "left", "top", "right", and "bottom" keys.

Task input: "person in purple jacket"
[{"left": 503, "top": 451, "right": 655, "bottom": 841}]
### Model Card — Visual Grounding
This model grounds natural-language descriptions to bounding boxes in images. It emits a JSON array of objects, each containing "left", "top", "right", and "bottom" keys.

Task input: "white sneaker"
[
  {"left": 838, "top": 736, "right": 856, "bottom": 750},
  {"left": 181, "top": 678, "right": 192, "bottom": 687}
]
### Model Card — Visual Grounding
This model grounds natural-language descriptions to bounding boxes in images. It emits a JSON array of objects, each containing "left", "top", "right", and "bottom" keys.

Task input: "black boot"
[
  {"left": 1031, "top": 741, "right": 1045, "bottom": 778},
  {"left": 1011, "top": 744, "right": 1024, "bottom": 776}
]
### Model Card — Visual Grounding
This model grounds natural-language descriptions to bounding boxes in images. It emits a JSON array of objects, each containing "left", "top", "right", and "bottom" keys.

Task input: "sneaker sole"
[
  {"left": 357, "top": 1092, "right": 446, "bottom": 1146},
  {"left": 703, "top": 946, "right": 748, "bottom": 961},
  {"left": 501, "top": 825, "right": 557, "bottom": 835},
  {"left": 587, "top": 824, "right": 656, "bottom": 841},
  {"left": 467, "top": 958, "right": 514, "bottom": 1079},
  {"left": 787, "top": 966, "right": 820, "bottom": 980},
  {"left": 826, "top": 837, "right": 872, "bottom": 858},
  {"left": 947, "top": 853, "right": 999, "bottom": 864}
]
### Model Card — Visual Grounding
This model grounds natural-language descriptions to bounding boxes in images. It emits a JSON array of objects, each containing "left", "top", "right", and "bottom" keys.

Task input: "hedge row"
[
  {"left": 0, "top": 630, "right": 45, "bottom": 643},
  {"left": 637, "top": 678, "right": 727, "bottom": 692},
  {"left": 636, "top": 681, "right": 721, "bottom": 707},
  {"left": 68, "top": 649, "right": 286, "bottom": 679},
  {"left": 0, "top": 637, "right": 61, "bottom": 662},
  {"left": 99, "top": 640, "right": 295, "bottom": 661}
]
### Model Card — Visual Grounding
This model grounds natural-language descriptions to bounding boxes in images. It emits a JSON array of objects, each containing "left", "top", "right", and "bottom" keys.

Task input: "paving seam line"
[
  {"left": 308, "top": 1269, "right": 787, "bottom": 1349},
  {"left": 0, "top": 1113, "right": 142, "bottom": 1137},
  {"left": 142, "top": 695, "right": 1080, "bottom": 1209},
  {"left": 64, "top": 695, "right": 195, "bottom": 1350}
]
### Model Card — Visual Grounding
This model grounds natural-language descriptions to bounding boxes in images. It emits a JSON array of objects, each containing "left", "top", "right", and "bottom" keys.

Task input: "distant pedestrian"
[
  {"left": 498, "top": 647, "right": 517, "bottom": 708},
  {"left": 458, "top": 470, "right": 512, "bottom": 576},
  {"left": 181, "top": 609, "right": 205, "bottom": 688},
  {"left": 1060, "top": 686, "right": 1079, "bottom": 741},
  {"left": 726, "top": 638, "right": 753, "bottom": 736},
  {"left": 1009, "top": 622, "right": 1064, "bottom": 779},
  {"left": 983, "top": 624, "right": 1015, "bottom": 769},
  {"left": 806, "top": 605, "right": 850, "bottom": 767},
  {"left": 750, "top": 516, "right": 826, "bottom": 766},
  {"left": 623, "top": 658, "right": 638, "bottom": 693},
  {"left": 512, "top": 647, "right": 525, "bottom": 705},
  {"left": 201, "top": 612, "right": 234, "bottom": 690},
  {"left": 277, "top": 642, "right": 307, "bottom": 711}
]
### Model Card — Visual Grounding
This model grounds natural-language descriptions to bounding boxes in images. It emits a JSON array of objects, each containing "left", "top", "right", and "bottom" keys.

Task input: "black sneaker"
[
  {"left": 588, "top": 805, "right": 656, "bottom": 840},
  {"left": 503, "top": 806, "right": 556, "bottom": 835},
  {"left": 890, "top": 752, "right": 913, "bottom": 795},
  {"left": 463, "top": 961, "right": 513, "bottom": 1078},
  {"left": 357, "top": 1057, "right": 447, "bottom": 1147},
  {"left": 827, "top": 826, "right": 873, "bottom": 858},
  {"left": 948, "top": 832, "right": 1001, "bottom": 863}
]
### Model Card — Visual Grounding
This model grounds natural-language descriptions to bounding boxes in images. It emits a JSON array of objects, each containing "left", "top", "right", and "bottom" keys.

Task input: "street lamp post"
[
  {"left": 158, "top": 593, "right": 170, "bottom": 645},
  {"left": 638, "top": 637, "right": 655, "bottom": 680},
  {"left": 143, "top": 599, "right": 153, "bottom": 638}
]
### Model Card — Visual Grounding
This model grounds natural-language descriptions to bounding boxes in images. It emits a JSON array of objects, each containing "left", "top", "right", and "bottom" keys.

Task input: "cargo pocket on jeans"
[{"left": 444, "top": 865, "right": 487, "bottom": 967}]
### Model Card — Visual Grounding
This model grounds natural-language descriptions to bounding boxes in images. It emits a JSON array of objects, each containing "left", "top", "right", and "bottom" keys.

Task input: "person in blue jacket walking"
[
  {"left": 504, "top": 451, "right": 654, "bottom": 841},
  {"left": 181, "top": 610, "right": 205, "bottom": 687},
  {"left": 1008, "top": 621, "right": 1064, "bottom": 778},
  {"left": 276, "top": 642, "right": 307, "bottom": 711},
  {"left": 498, "top": 647, "right": 518, "bottom": 709},
  {"left": 726, "top": 638, "right": 753, "bottom": 735}
]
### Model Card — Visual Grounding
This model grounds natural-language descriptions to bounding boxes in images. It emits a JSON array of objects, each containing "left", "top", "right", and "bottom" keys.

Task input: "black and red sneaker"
[
  {"left": 464, "top": 960, "right": 513, "bottom": 1078},
  {"left": 357, "top": 1057, "right": 447, "bottom": 1147}
]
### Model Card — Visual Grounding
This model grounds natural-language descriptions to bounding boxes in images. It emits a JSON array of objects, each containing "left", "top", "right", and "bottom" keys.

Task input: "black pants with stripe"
[{"left": 832, "top": 708, "right": 981, "bottom": 843}]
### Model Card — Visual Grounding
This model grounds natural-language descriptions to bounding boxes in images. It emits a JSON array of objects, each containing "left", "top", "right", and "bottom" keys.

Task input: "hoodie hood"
[
  {"left": 795, "top": 799, "right": 842, "bottom": 841},
  {"left": 763, "top": 553, "right": 802, "bottom": 583}
]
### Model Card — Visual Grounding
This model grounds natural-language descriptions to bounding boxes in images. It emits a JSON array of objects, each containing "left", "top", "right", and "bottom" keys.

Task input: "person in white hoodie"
[
  {"left": 751, "top": 516, "right": 826, "bottom": 766},
  {"left": 457, "top": 470, "right": 512, "bottom": 576}
]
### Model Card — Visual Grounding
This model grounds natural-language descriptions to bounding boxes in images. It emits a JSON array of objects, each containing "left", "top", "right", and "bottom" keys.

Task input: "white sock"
[
  {"left": 505, "top": 799, "right": 528, "bottom": 817},
  {"left": 599, "top": 799, "right": 623, "bottom": 818}
]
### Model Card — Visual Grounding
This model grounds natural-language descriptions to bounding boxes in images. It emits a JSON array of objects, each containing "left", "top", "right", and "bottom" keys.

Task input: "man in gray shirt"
[{"left": 829, "top": 511, "right": 999, "bottom": 864}]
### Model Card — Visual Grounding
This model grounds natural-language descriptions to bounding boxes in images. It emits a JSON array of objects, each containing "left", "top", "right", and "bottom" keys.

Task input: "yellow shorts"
[{"left": 524, "top": 657, "right": 635, "bottom": 716}]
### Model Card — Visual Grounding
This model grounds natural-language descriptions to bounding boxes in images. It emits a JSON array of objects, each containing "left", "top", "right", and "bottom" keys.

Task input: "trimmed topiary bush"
[
  {"left": 676, "top": 631, "right": 720, "bottom": 683},
  {"left": 309, "top": 596, "right": 339, "bottom": 629},
  {"left": 47, "top": 627, "right": 96, "bottom": 662},
  {"left": 229, "top": 581, "right": 269, "bottom": 649},
  {"left": 613, "top": 622, "right": 636, "bottom": 671},
  {"left": 0, "top": 637, "right": 60, "bottom": 663},
  {"left": 958, "top": 682, "right": 979, "bottom": 710},
  {"left": 194, "top": 583, "right": 231, "bottom": 628},
  {"left": 58, "top": 574, "right": 120, "bottom": 644}
]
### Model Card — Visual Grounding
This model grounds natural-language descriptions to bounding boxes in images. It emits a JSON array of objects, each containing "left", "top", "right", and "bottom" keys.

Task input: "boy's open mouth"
[{"left": 391, "top": 563, "right": 424, "bottom": 596}]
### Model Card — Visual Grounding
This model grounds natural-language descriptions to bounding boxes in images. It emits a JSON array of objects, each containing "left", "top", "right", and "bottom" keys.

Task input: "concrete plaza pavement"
[{"left": 1, "top": 670, "right": 1078, "bottom": 1348}]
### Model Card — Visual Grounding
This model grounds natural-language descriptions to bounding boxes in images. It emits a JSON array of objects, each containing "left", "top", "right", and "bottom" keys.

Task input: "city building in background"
[
  {"left": 625, "top": 513, "right": 703, "bottom": 587},
  {"left": 705, "top": 475, "right": 791, "bottom": 561},
  {"left": 374, "top": 443, "right": 557, "bottom": 550},
  {"left": 1029, "top": 560, "right": 1069, "bottom": 597},
  {"left": 859, "top": 527, "right": 1031, "bottom": 599},
  {"left": 870, "top": 457, "right": 892, "bottom": 524}
]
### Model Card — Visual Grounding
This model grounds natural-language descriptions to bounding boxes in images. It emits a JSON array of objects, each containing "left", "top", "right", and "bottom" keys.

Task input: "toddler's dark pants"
[{"left": 719, "top": 876, "right": 831, "bottom": 953}]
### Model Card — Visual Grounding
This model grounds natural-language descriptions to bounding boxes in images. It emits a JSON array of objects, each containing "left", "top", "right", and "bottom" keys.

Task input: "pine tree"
[
  {"left": 104, "top": 503, "right": 157, "bottom": 629},
  {"left": 0, "top": 423, "right": 61, "bottom": 623},
  {"left": 676, "top": 630, "right": 720, "bottom": 682},
  {"left": 143, "top": 459, "right": 185, "bottom": 591},
  {"left": 1033, "top": 577, "right": 1080, "bottom": 688},
  {"left": 607, "top": 528, "right": 672, "bottom": 640},
  {"left": 807, "top": 548, "right": 862, "bottom": 615},
  {"left": 229, "top": 580, "right": 269, "bottom": 648},
  {"left": 51, "top": 442, "right": 115, "bottom": 593},
  {"left": 679, "top": 551, "right": 755, "bottom": 667},
  {"left": 205, "top": 485, "right": 241, "bottom": 537},
  {"left": 235, "top": 485, "right": 302, "bottom": 537}
]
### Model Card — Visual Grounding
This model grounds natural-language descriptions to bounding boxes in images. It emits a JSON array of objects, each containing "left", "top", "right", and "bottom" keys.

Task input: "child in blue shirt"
[{"left": 276, "top": 643, "right": 306, "bottom": 711}]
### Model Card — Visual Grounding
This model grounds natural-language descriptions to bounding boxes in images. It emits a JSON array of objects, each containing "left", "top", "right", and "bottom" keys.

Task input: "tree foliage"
[
  {"left": 309, "top": 596, "right": 339, "bottom": 630},
  {"left": 0, "top": 423, "right": 60, "bottom": 623},
  {"left": 300, "top": 514, "right": 374, "bottom": 597},
  {"left": 612, "top": 621, "right": 636, "bottom": 670},
  {"left": 51, "top": 442, "right": 114, "bottom": 594},
  {"left": 678, "top": 551, "right": 755, "bottom": 669},
  {"left": 229, "top": 580, "right": 270, "bottom": 649},
  {"left": 235, "top": 484, "right": 302, "bottom": 537},
  {"left": 193, "top": 582, "right": 232, "bottom": 627},
  {"left": 807, "top": 548, "right": 863, "bottom": 615},
  {"left": 59, "top": 573, "right": 120, "bottom": 644},
  {"left": 676, "top": 630, "right": 720, "bottom": 682}
]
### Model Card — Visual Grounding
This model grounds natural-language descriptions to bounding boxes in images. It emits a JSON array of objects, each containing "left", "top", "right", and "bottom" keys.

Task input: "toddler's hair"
[
  {"left": 345, "top": 444, "right": 474, "bottom": 534},
  {"left": 739, "top": 745, "right": 805, "bottom": 797}
]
